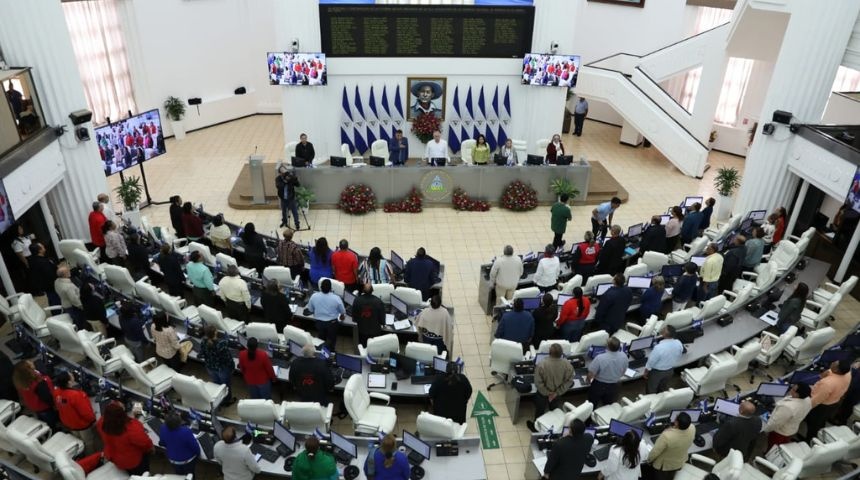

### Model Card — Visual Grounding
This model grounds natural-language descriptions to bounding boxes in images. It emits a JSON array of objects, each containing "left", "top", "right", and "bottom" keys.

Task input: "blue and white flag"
[
  {"left": 497, "top": 123, "right": 508, "bottom": 152},
  {"left": 393, "top": 85, "right": 404, "bottom": 121},
  {"left": 352, "top": 86, "right": 368, "bottom": 154},
  {"left": 366, "top": 86, "right": 379, "bottom": 147},
  {"left": 340, "top": 86, "right": 355, "bottom": 152},
  {"left": 485, "top": 85, "right": 501, "bottom": 150},
  {"left": 502, "top": 85, "right": 512, "bottom": 122},
  {"left": 379, "top": 85, "right": 392, "bottom": 143},
  {"left": 447, "top": 86, "right": 462, "bottom": 153},
  {"left": 463, "top": 86, "right": 474, "bottom": 142},
  {"left": 474, "top": 86, "right": 486, "bottom": 140}
]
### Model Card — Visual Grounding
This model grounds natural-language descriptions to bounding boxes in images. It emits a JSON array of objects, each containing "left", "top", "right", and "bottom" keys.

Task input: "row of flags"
[{"left": 340, "top": 84, "right": 513, "bottom": 155}]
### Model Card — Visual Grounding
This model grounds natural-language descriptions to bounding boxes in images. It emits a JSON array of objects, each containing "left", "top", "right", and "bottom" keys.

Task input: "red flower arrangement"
[
  {"left": 500, "top": 180, "right": 538, "bottom": 211},
  {"left": 411, "top": 112, "right": 441, "bottom": 143},
  {"left": 384, "top": 187, "right": 423, "bottom": 213},
  {"left": 452, "top": 187, "right": 490, "bottom": 212},
  {"left": 338, "top": 184, "right": 376, "bottom": 215}
]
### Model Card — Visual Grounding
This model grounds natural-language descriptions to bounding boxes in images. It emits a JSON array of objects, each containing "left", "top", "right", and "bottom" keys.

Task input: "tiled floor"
[{"left": 99, "top": 116, "right": 859, "bottom": 479}]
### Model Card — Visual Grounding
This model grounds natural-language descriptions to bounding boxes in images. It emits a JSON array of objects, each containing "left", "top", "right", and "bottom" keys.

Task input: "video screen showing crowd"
[
  {"left": 521, "top": 53, "right": 581, "bottom": 88},
  {"left": 267, "top": 52, "right": 328, "bottom": 86},
  {"left": 96, "top": 109, "right": 166, "bottom": 176}
]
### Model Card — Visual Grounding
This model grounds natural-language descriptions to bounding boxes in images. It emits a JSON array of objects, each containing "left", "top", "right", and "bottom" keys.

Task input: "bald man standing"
[{"left": 711, "top": 400, "right": 762, "bottom": 460}]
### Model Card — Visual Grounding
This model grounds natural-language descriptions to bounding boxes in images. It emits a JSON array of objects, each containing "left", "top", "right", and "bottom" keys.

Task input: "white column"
[
  {"left": 40, "top": 197, "right": 62, "bottom": 260},
  {"left": 735, "top": 0, "right": 860, "bottom": 214},
  {"left": 0, "top": 0, "right": 109, "bottom": 241},
  {"left": 785, "top": 179, "right": 807, "bottom": 240}
]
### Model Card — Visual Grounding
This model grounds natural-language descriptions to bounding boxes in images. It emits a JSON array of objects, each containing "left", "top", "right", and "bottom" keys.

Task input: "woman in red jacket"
[
  {"left": 556, "top": 287, "right": 591, "bottom": 342},
  {"left": 572, "top": 231, "right": 601, "bottom": 282},
  {"left": 12, "top": 360, "right": 57, "bottom": 428},
  {"left": 238, "top": 337, "right": 276, "bottom": 399},
  {"left": 53, "top": 371, "right": 98, "bottom": 453},
  {"left": 545, "top": 134, "right": 565, "bottom": 164},
  {"left": 96, "top": 401, "right": 153, "bottom": 475},
  {"left": 773, "top": 206, "right": 787, "bottom": 244}
]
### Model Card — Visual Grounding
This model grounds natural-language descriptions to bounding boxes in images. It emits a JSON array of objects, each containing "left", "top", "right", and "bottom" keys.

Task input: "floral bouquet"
[
  {"left": 452, "top": 187, "right": 490, "bottom": 212},
  {"left": 500, "top": 180, "right": 538, "bottom": 211},
  {"left": 384, "top": 187, "right": 423, "bottom": 213},
  {"left": 338, "top": 184, "right": 376, "bottom": 215},
  {"left": 411, "top": 112, "right": 441, "bottom": 143}
]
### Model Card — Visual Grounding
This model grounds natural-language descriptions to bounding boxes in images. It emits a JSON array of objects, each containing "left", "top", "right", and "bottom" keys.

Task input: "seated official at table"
[
  {"left": 404, "top": 247, "right": 437, "bottom": 300},
  {"left": 429, "top": 362, "right": 473, "bottom": 424},
  {"left": 712, "top": 400, "right": 762, "bottom": 461},
  {"left": 353, "top": 283, "right": 386, "bottom": 347},
  {"left": 472, "top": 134, "right": 490, "bottom": 165},
  {"left": 541, "top": 419, "right": 593, "bottom": 480},
  {"left": 289, "top": 344, "right": 336, "bottom": 406},
  {"left": 495, "top": 298, "right": 534, "bottom": 353},
  {"left": 647, "top": 411, "right": 694, "bottom": 480},
  {"left": 423, "top": 130, "right": 449, "bottom": 166},
  {"left": 497, "top": 138, "right": 518, "bottom": 166},
  {"left": 389, "top": 129, "right": 409, "bottom": 166},
  {"left": 295, "top": 133, "right": 315, "bottom": 164},
  {"left": 366, "top": 434, "right": 411, "bottom": 480},
  {"left": 528, "top": 343, "right": 573, "bottom": 433}
]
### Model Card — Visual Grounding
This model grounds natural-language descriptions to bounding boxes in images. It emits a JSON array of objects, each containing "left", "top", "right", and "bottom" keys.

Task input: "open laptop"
[
  {"left": 755, "top": 382, "right": 790, "bottom": 398},
  {"left": 594, "top": 283, "right": 612, "bottom": 297},
  {"left": 273, "top": 422, "right": 296, "bottom": 457},
  {"left": 713, "top": 398, "right": 741, "bottom": 417},
  {"left": 627, "top": 276, "right": 651, "bottom": 293}
]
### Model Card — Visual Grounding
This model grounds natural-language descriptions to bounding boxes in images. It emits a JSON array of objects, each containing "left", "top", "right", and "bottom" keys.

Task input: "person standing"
[
  {"left": 240, "top": 223, "right": 266, "bottom": 275},
  {"left": 181, "top": 202, "right": 205, "bottom": 242},
  {"left": 429, "top": 362, "right": 472, "bottom": 423},
  {"left": 52, "top": 371, "right": 98, "bottom": 453},
  {"left": 472, "top": 134, "right": 490, "bottom": 165},
  {"left": 289, "top": 344, "right": 336, "bottom": 406},
  {"left": 640, "top": 216, "right": 668, "bottom": 255},
  {"left": 97, "top": 401, "right": 154, "bottom": 475},
  {"left": 532, "top": 294, "right": 558, "bottom": 348},
  {"left": 415, "top": 295, "right": 455, "bottom": 355},
  {"left": 665, "top": 207, "right": 684, "bottom": 252},
  {"left": 295, "top": 133, "right": 315, "bottom": 164},
  {"left": 489, "top": 245, "right": 524, "bottom": 305},
  {"left": 495, "top": 298, "right": 534, "bottom": 353},
  {"left": 218, "top": 265, "right": 251, "bottom": 323},
  {"left": 534, "top": 245, "right": 561, "bottom": 293},
  {"left": 572, "top": 231, "right": 601, "bottom": 281},
  {"left": 159, "top": 413, "right": 200, "bottom": 476},
  {"left": 404, "top": 247, "right": 438, "bottom": 300},
  {"left": 13, "top": 360, "right": 57, "bottom": 428},
  {"left": 545, "top": 134, "right": 565, "bottom": 164},
  {"left": 126, "top": 233, "right": 150, "bottom": 279},
  {"left": 360, "top": 246, "right": 393, "bottom": 285},
  {"left": 388, "top": 129, "right": 409, "bottom": 166},
  {"left": 550, "top": 194, "right": 572, "bottom": 248},
  {"left": 806, "top": 359, "right": 853, "bottom": 440},
  {"left": 276, "top": 166, "right": 301, "bottom": 230},
  {"left": 423, "top": 129, "right": 450, "bottom": 166},
  {"left": 151, "top": 314, "right": 183, "bottom": 372},
  {"left": 600, "top": 430, "right": 648, "bottom": 480},
  {"left": 763, "top": 383, "right": 812, "bottom": 449},
  {"left": 719, "top": 236, "right": 746, "bottom": 293},
  {"left": 680, "top": 202, "right": 703, "bottom": 245},
  {"left": 293, "top": 436, "right": 338, "bottom": 480},
  {"left": 743, "top": 227, "right": 766, "bottom": 271},
  {"left": 541, "top": 419, "right": 594, "bottom": 480},
  {"left": 586, "top": 337, "right": 628, "bottom": 408},
  {"left": 11, "top": 224, "right": 32, "bottom": 269},
  {"left": 593, "top": 274, "right": 633, "bottom": 335},
  {"left": 309, "top": 237, "right": 333, "bottom": 287},
  {"left": 118, "top": 301, "right": 147, "bottom": 361},
  {"left": 556, "top": 287, "right": 590, "bottom": 342},
  {"left": 199, "top": 325, "right": 236, "bottom": 404},
  {"left": 80, "top": 282, "right": 108, "bottom": 335},
  {"left": 699, "top": 243, "right": 723, "bottom": 301},
  {"left": 213, "top": 426, "right": 261, "bottom": 480},
  {"left": 527, "top": 343, "right": 573, "bottom": 432},
  {"left": 305, "top": 279, "right": 346, "bottom": 351},
  {"left": 331, "top": 239, "right": 360, "bottom": 293},
  {"left": 775, "top": 282, "right": 808, "bottom": 334},
  {"left": 207, "top": 215, "right": 233, "bottom": 253},
  {"left": 186, "top": 251, "right": 215, "bottom": 306},
  {"left": 260, "top": 280, "right": 294, "bottom": 331},
  {"left": 498, "top": 138, "right": 518, "bottom": 166},
  {"left": 365, "top": 434, "right": 411, "bottom": 480},
  {"left": 773, "top": 207, "right": 787, "bottom": 244},
  {"left": 97, "top": 193, "right": 118, "bottom": 224},
  {"left": 712, "top": 400, "right": 762, "bottom": 460},
  {"left": 238, "top": 337, "right": 276, "bottom": 399},
  {"left": 573, "top": 97, "right": 589, "bottom": 137},
  {"left": 352, "top": 284, "right": 386, "bottom": 347},
  {"left": 277, "top": 229, "right": 306, "bottom": 283},
  {"left": 647, "top": 411, "right": 695, "bottom": 480},
  {"left": 699, "top": 198, "right": 716, "bottom": 233},
  {"left": 592, "top": 197, "right": 621, "bottom": 240},
  {"left": 88, "top": 202, "right": 107, "bottom": 251},
  {"left": 596, "top": 225, "right": 626, "bottom": 276},
  {"left": 55, "top": 265, "right": 82, "bottom": 316},
  {"left": 28, "top": 242, "right": 59, "bottom": 306},
  {"left": 639, "top": 276, "right": 665, "bottom": 321},
  {"left": 644, "top": 325, "right": 683, "bottom": 394},
  {"left": 103, "top": 221, "right": 128, "bottom": 264},
  {"left": 169, "top": 195, "right": 185, "bottom": 238},
  {"left": 671, "top": 263, "right": 698, "bottom": 311},
  {"left": 157, "top": 243, "right": 186, "bottom": 297}
]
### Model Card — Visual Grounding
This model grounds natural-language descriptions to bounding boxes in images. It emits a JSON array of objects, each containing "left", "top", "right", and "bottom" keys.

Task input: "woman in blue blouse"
[{"left": 308, "top": 237, "right": 333, "bottom": 287}]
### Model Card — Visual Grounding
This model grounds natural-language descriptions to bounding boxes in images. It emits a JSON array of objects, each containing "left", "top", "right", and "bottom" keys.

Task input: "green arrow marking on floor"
[{"left": 471, "top": 391, "right": 500, "bottom": 450}]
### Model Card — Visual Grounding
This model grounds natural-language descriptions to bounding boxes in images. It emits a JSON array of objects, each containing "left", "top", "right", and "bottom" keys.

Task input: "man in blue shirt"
[
  {"left": 186, "top": 251, "right": 215, "bottom": 307},
  {"left": 591, "top": 196, "right": 621, "bottom": 240},
  {"left": 388, "top": 129, "right": 409, "bottom": 166},
  {"left": 573, "top": 97, "right": 589, "bottom": 136},
  {"left": 305, "top": 279, "right": 345, "bottom": 350},
  {"left": 644, "top": 325, "right": 684, "bottom": 393},
  {"left": 681, "top": 202, "right": 704, "bottom": 244},
  {"left": 404, "top": 247, "right": 438, "bottom": 300},
  {"left": 495, "top": 298, "right": 534, "bottom": 353},
  {"left": 593, "top": 274, "right": 633, "bottom": 335},
  {"left": 743, "top": 227, "right": 766, "bottom": 270}
]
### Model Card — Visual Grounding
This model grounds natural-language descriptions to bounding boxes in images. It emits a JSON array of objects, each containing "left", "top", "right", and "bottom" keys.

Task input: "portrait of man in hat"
[{"left": 407, "top": 77, "right": 446, "bottom": 121}]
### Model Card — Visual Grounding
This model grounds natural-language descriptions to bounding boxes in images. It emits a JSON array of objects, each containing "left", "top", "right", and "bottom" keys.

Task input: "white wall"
[
  {"left": 711, "top": 60, "right": 773, "bottom": 156},
  {"left": 5, "top": 141, "right": 66, "bottom": 219}
]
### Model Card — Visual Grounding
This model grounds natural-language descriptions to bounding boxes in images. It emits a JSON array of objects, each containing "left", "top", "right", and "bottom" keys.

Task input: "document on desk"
[
  {"left": 385, "top": 314, "right": 395, "bottom": 326},
  {"left": 534, "top": 455, "right": 548, "bottom": 473},
  {"left": 367, "top": 373, "right": 387, "bottom": 389},
  {"left": 665, "top": 287, "right": 674, "bottom": 296},
  {"left": 759, "top": 310, "right": 779, "bottom": 326},
  {"left": 274, "top": 366, "right": 280, "bottom": 377},
  {"left": 290, "top": 304, "right": 298, "bottom": 314},
  {"left": 177, "top": 332, "right": 188, "bottom": 341},
  {"left": 393, "top": 319, "right": 412, "bottom": 330},
  {"left": 423, "top": 384, "right": 432, "bottom": 394},
  {"left": 623, "top": 368, "right": 638, "bottom": 378}
]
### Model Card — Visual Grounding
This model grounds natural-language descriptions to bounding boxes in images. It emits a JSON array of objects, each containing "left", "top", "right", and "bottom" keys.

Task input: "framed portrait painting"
[{"left": 407, "top": 77, "right": 447, "bottom": 121}]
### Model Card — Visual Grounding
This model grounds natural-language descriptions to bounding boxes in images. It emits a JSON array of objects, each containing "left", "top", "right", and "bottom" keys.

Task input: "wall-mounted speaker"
[{"left": 188, "top": 97, "right": 202, "bottom": 105}]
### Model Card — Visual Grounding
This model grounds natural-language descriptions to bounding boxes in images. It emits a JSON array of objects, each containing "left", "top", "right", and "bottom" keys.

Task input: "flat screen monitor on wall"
[
  {"left": 522, "top": 54, "right": 581, "bottom": 88},
  {"left": 0, "top": 179, "right": 14, "bottom": 234},
  {"left": 846, "top": 167, "right": 860, "bottom": 214},
  {"left": 268, "top": 53, "right": 327, "bottom": 86},
  {"left": 95, "top": 109, "right": 165, "bottom": 177}
]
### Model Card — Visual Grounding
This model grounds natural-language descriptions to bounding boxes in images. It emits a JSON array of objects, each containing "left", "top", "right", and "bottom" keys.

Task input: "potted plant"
[
  {"left": 549, "top": 177, "right": 579, "bottom": 202},
  {"left": 114, "top": 175, "right": 144, "bottom": 227},
  {"left": 714, "top": 166, "right": 741, "bottom": 220},
  {"left": 708, "top": 130, "right": 718, "bottom": 150},
  {"left": 295, "top": 186, "right": 315, "bottom": 213},
  {"left": 163, "top": 96, "right": 186, "bottom": 140}
]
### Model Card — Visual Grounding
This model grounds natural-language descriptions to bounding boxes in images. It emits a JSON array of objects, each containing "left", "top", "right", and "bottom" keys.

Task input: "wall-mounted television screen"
[
  {"left": 0, "top": 179, "right": 14, "bottom": 234},
  {"left": 522, "top": 53, "right": 581, "bottom": 88},
  {"left": 267, "top": 53, "right": 327, "bottom": 86},
  {"left": 96, "top": 109, "right": 165, "bottom": 177},
  {"left": 846, "top": 167, "right": 860, "bottom": 214}
]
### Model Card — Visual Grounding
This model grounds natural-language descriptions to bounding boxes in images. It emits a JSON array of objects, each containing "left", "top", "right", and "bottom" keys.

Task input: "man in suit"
[
  {"left": 294, "top": 133, "right": 315, "bottom": 165},
  {"left": 647, "top": 411, "right": 695, "bottom": 480},
  {"left": 542, "top": 419, "right": 593, "bottom": 480},
  {"left": 640, "top": 216, "right": 668, "bottom": 254},
  {"left": 593, "top": 274, "right": 632, "bottom": 335},
  {"left": 404, "top": 247, "right": 438, "bottom": 300},
  {"left": 712, "top": 400, "right": 762, "bottom": 460},
  {"left": 596, "top": 225, "right": 626, "bottom": 275},
  {"left": 388, "top": 129, "right": 408, "bottom": 166}
]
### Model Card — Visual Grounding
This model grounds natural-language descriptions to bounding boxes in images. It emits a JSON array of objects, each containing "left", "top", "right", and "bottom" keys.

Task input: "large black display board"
[{"left": 319, "top": 5, "right": 535, "bottom": 58}]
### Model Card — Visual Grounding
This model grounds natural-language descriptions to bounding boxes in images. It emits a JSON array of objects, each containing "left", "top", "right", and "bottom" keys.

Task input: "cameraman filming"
[{"left": 276, "top": 166, "right": 301, "bottom": 230}]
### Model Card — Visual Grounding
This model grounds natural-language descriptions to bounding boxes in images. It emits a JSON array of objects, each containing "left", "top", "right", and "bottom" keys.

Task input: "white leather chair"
[
  {"left": 198, "top": 304, "right": 245, "bottom": 335},
  {"left": 799, "top": 294, "right": 840, "bottom": 331},
  {"left": 58, "top": 239, "right": 99, "bottom": 264},
  {"left": 500, "top": 286, "right": 541, "bottom": 307},
  {"left": 171, "top": 373, "right": 228, "bottom": 412},
  {"left": 675, "top": 449, "right": 743, "bottom": 480},
  {"left": 343, "top": 375, "right": 397, "bottom": 436},
  {"left": 358, "top": 333, "right": 400, "bottom": 359},
  {"left": 757, "top": 240, "right": 799, "bottom": 275},
  {"left": 681, "top": 358, "right": 738, "bottom": 396},
  {"left": 818, "top": 423, "right": 860, "bottom": 459},
  {"left": 18, "top": 293, "right": 73, "bottom": 338},
  {"left": 570, "top": 330, "right": 608, "bottom": 356},
  {"left": 460, "top": 139, "right": 476, "bottom": 165},
  {"left": 216, "top": 253, "right": 258, "bottom": 278},
  {"left": 416, "top": 412, "right": 468, "bottom": 440},
  {"left": 813, "top": 275, "right": 857, "bottom": 304},
  {"left": 534, "top": 138, "right": 550, "bottom": 157},
  {"left": 370, "top": 139, "right": 389, "bottom": 163},
  {"left": 723, "top": 283, "right": 754, "bottom": 312},
  {"left": 263, "top": 266, "right": 301, "bottom": 289},
  {"left": 670, "top": 237, "right": 709, "bottom": 265},
  {"left": 0, "top": 412, "right": 50, "bottom": 455},
  {"left": 732, "top": 262, "right": 778, "bottom": 296},
  {"left": 704, "top": 215, "right": 742, "bottom": 242},
  {"left": 370, "top": 283, "right": 395, "bottom": 304},
  {"left": 690, "top": 295, "right": 726, "bottom": 320},
  {"left": 511, "top": 139, "right": 528, "bottom": 165},
  {"left": 82, "top": 337, "right": 133, "bottom": 376},
  {"left": 534, "top": 340, "right": 572, "bottom": 356},
  {"left": 488, "top": 339, "right": 525, "bottom": 390},
  {"left": 740, "top": 457, "right": 802, "bottom": 480},
  {"left": 285, "top": 141, "right": 298, "bottom": 162},
  {"left": 188, "top": 242, "right": 216, "bottom": 267},
  {"left": 0, "top": 292, "right": 23, "bottom": 323},
  {"left": 664, "top": 308, "right": 695, "bottom": 329},
  {"left": 318, "top": 277, "right": 345, "bottom": 297},
  {"left": 784, "top": 327, "right": 835, "bottom": 364},
  {"left": 404, "top": 342, "right": 445, "bottom": 364},
  {"left": 558, "top": 275, "right": 583, "bottom": 295},
  {"left": 0, "top": 400, "right": 20, "bottom": 425},
  {"left": 339, "top": 143, "right": 356, "bottom": 167},
  {"left": 582, "top": 274, "right": 613, "bottom": 295},
  {"left": 283, "top": 401, "right": 334, "bottom": 435},
  {"left": 237, "top": 399, "right": 286, "bottom": 425},
  {"left": 623, "top": 263, "right": 649, "bottom": 280},
  {"left": 393, "top": 287, "right": 429, "bottom": 309},
  {"left": 534, "top": 401, "right": 593, "bottom": 433},
  {"left": 638, "top": 387, "right": 695, "bottom": 416},
  {"left": 771, "top": 439, "right": 848, "bottom": 478},
  {"left": 135, "top": 280, "right": 166, "bottom": 311},
  {"left": 7, "top": 428, "right": 84, "bottom": 474},
  {"left": 591, "top": 397, "right": 650, "bottom": 426},
  {"left": 56, "top": 451, "right": 129, "bottom": 480},
  {"left": 159, "top": 292, "right": 199, "bottom": 323},
  {"left": 638, "top": 251, "right": 669, "bottom": 274},
  {"left": 708, "top": 341, "right": 761, "bottom": 378},
  {"left": 246, "top": 322, "right": 284, "bottom": 344},
  {"left": 47, "top": 317, "right": 102, "bottom": 356},
  {"left": 71, "top": 248, "right": 105, "bottom": 279},
  {"left": 756, "top": 326, "right": 797, "bottom": 366},
  {"left": 613, "top": 315, "right": 658, "bottom": 345},
  {"left": 121, "top": 356, "right": 176, "bottom": 396},
  {"left": 283, "top": 325, "right": 325, "bottom": 348},
  {"left": 160, "top": 228, "right": 189, "bottom": 256}
]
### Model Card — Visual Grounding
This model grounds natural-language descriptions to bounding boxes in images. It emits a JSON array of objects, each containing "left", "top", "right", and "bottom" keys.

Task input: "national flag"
[
  {"left": 485, "top": 122, "right": 497, "bottom": 151},
  {"left": 381, "top": 86, "right": 392, "bottom": 119},
  {"left": 491, "top": 86, "right": 500, "bottom": 122},
  {"left": 502, "top": 85, "right": 512, "bottom": 121},
  {"left": 378, "top": 86, "right": 391, "bottom": 143},
  {"left": 497, "top": 123, "right": 508, "bottom": 153},
  {"left": 473, "top": 86, "right": 485, "bottom": 139},
  {"left": 463, "top": 86, "right": 474, "bottom": 142},
  {"left": 340, "top": 86, "right": 355, "bottom": 152},
  {"left": 447, "top": 86, "right": 461, "bottom": 153},
  {"left": 366, "top": 86, "right": 379, "bottom": 146},
  {"left": 393, "top": 85, "right": 404, "bottom": 121},
  {"left": 353, "top": 86, "right": 368, "bottom": 153}
]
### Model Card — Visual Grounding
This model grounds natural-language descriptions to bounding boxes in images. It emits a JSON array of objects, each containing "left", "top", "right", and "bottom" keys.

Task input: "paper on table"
[
  {"left": 665, "top": 287, "right": 674, "bottom": 296},
  {"left": 368, "top": 373, "right": 386, "bottom": 389},
  {"left": 385, "top": 314, "right": 395, "bottom": 326},
  {"left": 393, "top": 319, "right": 412, "bottom": 330},
  {"left": 177, "top": 332, "right": 188, "bottom": 341},
  {"left": 290, "top": 304, "right": 298, "bottom": 313},
  {"left": 624, "top": 368, "right": 638, "bottom": 378},
  {"left": 534, "top": 456, "right": 548, "bottom": 473},
  {"left": 423, "top": 384, "right": 431, "bottom": 394},
  {"left": 274, "top": 366, "right": 280, "bottom": 376},
  {"left": 759, "top": 310, "right": 778, "bottom": 326}
]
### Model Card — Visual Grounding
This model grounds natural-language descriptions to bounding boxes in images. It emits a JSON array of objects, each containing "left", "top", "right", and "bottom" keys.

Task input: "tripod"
[{"left": 280, "top": 200, "right": 312, "bottom": 232}]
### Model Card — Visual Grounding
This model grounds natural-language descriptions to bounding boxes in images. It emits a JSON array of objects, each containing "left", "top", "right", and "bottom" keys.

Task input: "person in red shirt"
[
  {"left": 238, "top": 337, "right": 276, "bottom": 400},
  {"left": 12, "top": 360, "right": 57, "bottom": 428},
  {"left": 53, "top": 371, "right": 98, "bottom": 453},
  {"left": 88, "top": 202, "right": 107, "bottom": 249},
  {"left": 572, "top": 231, "right": 601, "bottom": 282},
  {"left": 181, "top": 202, "right": 205, "bottom": 240},
  {"left": 331, "top": 239, "right": 360, "bottom": 292},
  {"left": 557, "top": 287, "right": 591, "bottom": 342},
  {"left": 97, "top": 401, "right": 153, "bottom": 475},
  {"left": 773, "top": 206, "right": 787, "bottom": 244}
]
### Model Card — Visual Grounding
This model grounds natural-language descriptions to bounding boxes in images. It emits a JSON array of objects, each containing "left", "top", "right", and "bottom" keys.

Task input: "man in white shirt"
[
  {"left": 489, "top": 245, "right": 524, "bottom": 305},
  {"left": 97, "top": 193, "right": 118, "bottom": 223},
  {"left": 424, "top": 130, "right": 449, "bottom": 166},
  {"left": 213, "top": 426, "right": 261, "bottom": 480}
]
